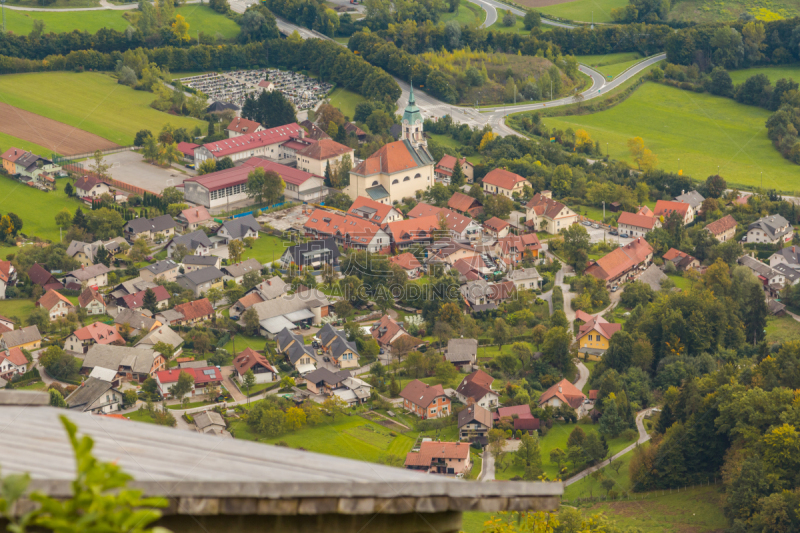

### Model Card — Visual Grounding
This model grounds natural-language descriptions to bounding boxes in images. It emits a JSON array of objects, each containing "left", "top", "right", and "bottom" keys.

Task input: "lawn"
[
  {"left": 15, "top": 381, "right": 48, "bottom": 391},
  {"left": 327, "top": 87, "right": 367, "bottom": 122},
  {"left": 488, "top": 16, "right": 529, "bottom": 34},
  {"left": 240, "top": 233, "right": 294, "bottom": 266},
  {"left": 0, "top": 132, "right": 54, "bottom": 159},
  {"left": 668, "top": 0, "right": 800, "bottom": 24},
  {"left": 5, "top": 0, "right": 99, "bottom": 7},
  {"left": 440, "top": 1, "right": 485, "bottom": 27},
  {"left": 0, "top": 175, "right": 89, "bottom": 243},
  {"left": 563, "top": 442, "right": 646, "bottom": 500},
  {"left": 666, "top": 274, "right": 691, "bottom": 291},
  {"left": 0, "top": 72, "right": 204, "bottom": 147},
  {"left": 575, "top": 52, "right": 645, "bottom": 80},
  {"left": 543, "top": 82, "right": 800, "bottom": 192},
  {"left": 5, "top": 5, "right": 240, "bottom": 38},
  {"left": 222, "top": 334, "right": 267, "bottom": 356},
  {"left": 728, "top": 64, "right": 800, "bottom": 85},
  {"left": 0, "top": 298, "right": 37, "bottom": 324},
  {"left": 125, "top": 409, "right": 159, "bottom": 424},
  {"left": 229, "top": 413, "right": 418, "bottom": 464},
  {"left": 494, "top": 421, "right": 636, "bottom": 481},
  {"left": 570, "top": 204, "right": 608, "bottom": 223},
  {"left": 536, "top": 0, "right": 629, "bottom": 23},
  {"left": 765, "top": 314, "right": 800, "bottom": 344}
]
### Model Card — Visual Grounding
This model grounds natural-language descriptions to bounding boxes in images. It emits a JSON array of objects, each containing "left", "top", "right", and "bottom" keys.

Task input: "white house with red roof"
[
  {"left": 389, "top": 252, "right": 422, "bottom": 278},
  {"left": 175, "top": 206, "right": 213, "bottom": 231},
  {"left": 617, "top": 211, "right": 660, "bottom": 238},
  {"left": 65, "top": 322, "right": 125, "bottom": 354},
  {"left": 155, "top": 366, "right": 223, "bottom": 399},
  {"left": 194, "top": 122, "right": 304, "bottom": 163},
  {"left": 538, "top": 379, "right": 587, "bottom": 410},
  {"left": 296, "top": 138, "right": 354, "bottom": 176},
  {"left": 435, "top": 154, "right": 473, "bottom": 183},
  {"left": 585, "top": 238, "right": 653, "bottom": 287},
  {"left": 347, "top": 196, "right": 403, "bottom": 225},
  {"left": 400, "top": 379, "right": 451, "bottom": 419},
  {"left": 225, "top": 117, "right": 264, "bottom": 138},
  {"left": 655, "top": 200, "right": 694, "bottom": 225},
  {"left": 385, "top": 215, "right": 441, "bottom": 250},
  {"left": 74, "top": 175, "right": 111, "bottom": 200},
  {"left": 408, "top": 203, "right": 483, "bottom": 242},
  {"left": 483, "top": 217, "right": 510, "bottom": 239},
  {"left": 482, "top": 168, "right": 527, "bottom": 198},
  {"left": 304, "top": 208, "right": 389, "bottom": 252},
  {"left": 232, "top": 347, "right": 278, "bottom": 384},
  {"left": 0, "top": 260, "right": 15, "bottom": 300},
  {"left": 0, "top": 347, "right": 28, "bottom": 377},
  {"left": 525, "top": 191, "right": 578, "bottom": 234},
  {"left": 404, "top": 441, "right": 471, "bottom": 475}
]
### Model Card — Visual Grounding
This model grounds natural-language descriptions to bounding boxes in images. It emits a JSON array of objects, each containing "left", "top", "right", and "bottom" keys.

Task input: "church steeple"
[{"left": 402, "top": 82, "right": 425, "bottom": 149}]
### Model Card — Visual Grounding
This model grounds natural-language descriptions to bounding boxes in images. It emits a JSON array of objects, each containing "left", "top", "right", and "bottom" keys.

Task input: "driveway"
[
  {"left": 221, "top": 366, "right": 246, "bottom": 403},
  {"left": 574, "top": 361, "right": 590, "bottom": 392},
  {"left": 478, "top": 450, "right": 495, "bottom": 482}
]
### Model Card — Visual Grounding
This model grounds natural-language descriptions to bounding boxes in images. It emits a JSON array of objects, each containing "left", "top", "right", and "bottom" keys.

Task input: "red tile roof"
[
  {"left": 304, "top": 208, "right": 384, "bottom": 246},
  {"left": 589, "top": 389, "right": 598, "bottom": 400},
  {"left": 525, "top": 193, "right": 570, "bottom": 220},
  {"left": 347, "top": 197, "right": 397, "bottom": 223},
  {"left": 578, "top": 315, "right": 621, "bottom": 340},
  {"left": 0, "top": 261, "right": 12, "bottom": 284},
  {"left": 520, "top": 233, "right": 541, "bottom": 250},
  {"left": 176, "top": 142, "right": 199, "bottom": 158},
  {"left": 407, "top": 203, "right": 476, "bottom": 235},
  {"left": 456, "top": 370, "right": 494, "bottom": 402},
  {"left": 483, "top": 168, "right": 526, "bottom": 191},
  {"left": 1, "top": 347, "right": 27, "bottom": 367},
  {"left": 514, "top": 417, "right": 540, "bottom": 431},
  {"left": 72, "top": 322, "right": 124, "bottom": 345},
  {"left": 351, "top": 141, "right": 420, "bottom": 175},
  {"left": 78, "top": 288, "right": 104, "bottom": 309},
  {"left": 484, "top": 217, "right": 510, "bottom": 233},
  {"left": 173, "top": 298, "right": 214, "bottom": 321},
  {"left": 36, "top": 289, "right": 73, "bottom": 311},
  {"left": 201, "top": 123, "right": 302, "bottom": 158},
  {"left": 235, "top": 292, "right": 264, "bottom": 310},
  {"left": 655, "top": 200, "right": 690, "bottom": 219},
  {"left": 226, "top": 117, "right": 262, "bottom": 134},
  {"left": 436, "top": 154, "right": 472, "bottom": 171},
  {"left": 233, "top": 347, "right": 276, "bottom": 376},
  {"left": 389, "top": 252, "right": 422, "bottom": 271},
  {"left": 538, "top": 379, "right": 586, "bottom": 409},
  {"left": 494, "top": 404, "right": 533, "bottom": 420},
  {"left": 663, "top": 248, "right": 689, "bottom": 261},
  {"left": 180, "top": 206, "right": 211, "bottom": 224},
  {"left": 1, "top": 147, "right": 25, "bottom": 163},
  {"left": 636, "top": 205, "right": 654, "bottom": 217},
  {"left": 296, "top": 138, "right": 352, "bottom": 160},
  {"left": 574, "top": 309, "right": 594, "bottom": 323},
  {"left": 705, "top": 214, "right": 737, "bottom": 236},
  {"left": 448, "top": 192, "right": 480, "bottom": 213},
  {"left": 585, "top": 238, "right": 653, "bottom": 282},
  {"left": 386, "top": 216, "right": 440, "bottom": 243},
  {"left": 452, "top": 256, "right": 485, "bottom": 276},
  {"left": 122, "top": 285, "right": 170, "bottom": 309},
  {"left": 399, "top": 379, "right": 446, "bottom": 408},
  {"left": 185, "top": 157, "right": 321, "bottom": 192},
  {"left": 405, "top": 441, "right": 470, "bottom": 467},
  {"left": 618, "top": 211, "right": 657, "bottom": 230},
  {"left": 156, "top": 366, "right": 222, "bottom": 386}
]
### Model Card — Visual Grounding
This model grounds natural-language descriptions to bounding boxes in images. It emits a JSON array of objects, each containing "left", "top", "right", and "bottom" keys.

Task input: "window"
[
  {"left": 372, "top": 181, "right": 379, "bottom": 186},
  {"left": 403, "top": 177, "right": 410, "bottom": 181},
  {"left": 392, "top": 179, "right": 399, "bottom": 184},
  {"left": 588, "top": 335, "right": 592, "bottom": 341}
]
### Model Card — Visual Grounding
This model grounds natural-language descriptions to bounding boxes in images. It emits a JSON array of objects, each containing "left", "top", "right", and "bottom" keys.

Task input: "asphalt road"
[{"left": 464, "top": 0, "right": 575, "bottom": 29}]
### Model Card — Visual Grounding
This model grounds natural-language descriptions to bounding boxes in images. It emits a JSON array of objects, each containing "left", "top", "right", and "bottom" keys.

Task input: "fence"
[
  {"left": 53, "top": 145, "right": 135, "bottom": 164},
  {"left": 61, "top": 162, "right": 162, "bottom": 198}
]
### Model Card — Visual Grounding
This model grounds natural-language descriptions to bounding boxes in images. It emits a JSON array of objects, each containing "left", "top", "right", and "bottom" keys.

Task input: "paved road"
[
  {"left": 574, "top": 360, "right": 589, "bottom": 391},
  {"left": 478, "top": 449, "right": 495, "bottom": 481},
  {"left": 464, "top": 0, "right": 575, "bottom": 29},
  {"left": 564, "top": 408, "right": 651, "bottom": 486}
]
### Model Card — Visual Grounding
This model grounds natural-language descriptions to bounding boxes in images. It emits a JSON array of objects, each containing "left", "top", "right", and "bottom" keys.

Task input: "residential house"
[
  {"left": 426, "top": 238, "right": 480, "bottom": 268},
  {"left": 0, "top": 348, "right": 28, "bottom": 378},
  {"left": 155, "top": 366, "right": 222, "bottom": 399},
  {"left": 299, "top": 120, "right": 331, "bottom": 141},
  {"left": 74, "top": 175, "right": 111, "bottom": 200},
  {"left": 65, "top": 322, "right": 124, "bottom": 354},
  {"left": 585, "top": 238, "right": 654, "bottom": 287},
  {"left": 343, "top": 121, "right": 367, "bottom": 143},
  {"left": 705, "top": 214, "right": 738, "bottom": 242},
  {"left": 577, "top": 315, "right": 622, "bottom": 357},
  {"left": 66, "top": 240, "right": 103, "bottom": 267},
  {"left": 217, "top": 215, "right": 260, "bottom": 244},
  {"left": 489, "top": 280, "right": 516, "bottom": 304},
  {"left": 1, "top": 147, "right": 25, "bottom": 175},
  {"left": 139, "top": 259, "right": 180, "bottom": 282},
  {"left": 504, "top": 267, "right": 543, "bottom": 291},
  {"left": 81, "top": 344, "right": 166, "bottom": 383},
  {"left": 296, "top": 138, "right": 354, "bottom": 176},
  {"left": 407, "top": 203, "right": 483, "bottom": 242},
  {"left": 278, "top": 238, "right": 339, "bottom": 270},
  {"left": 445, "top": 339, "right": 478, "bottom": 371},
  {"left": 282, "top": 338, "right": 317, "bottom": 374},
  {"left": 113, "top": 309, "right": 161, "bottom": 335},
  {"left": 452, "top": 256, "right": 490, "bottom": 282},
  {"left": 9, "top": 150, "right": 60, "bottom": 188},
  {"left": 135, "top": 325, "right": 184, "bottom": 357},
  {"left": 123, "top": 215, "right": 177, "bottom": 243},
  {"left": 460, "top": 279, "right": 494, "bottom": 307},
  {"left": 389, "top": 252, "right": 423, "bottom": 278},
  {"left": 65, "top": 377, "right": 124, "bottom": 414},
  {"left": 404, "top": 441, "right": 471, "bottom": 475},
  {"left": 229, "top": 276, "right": 288, "bottom": 319},
  {"left": 226, "top": 117, "right": 264, "bottom": 138},
  {"left": 304, "top": 367, "right": 351, "bottom": 395},
  {"left": 538, "top": 379, "right": 587, "bottom": 410},
  {"left": 194, "top": 410, "right": 228, "bottom": 436},
  {"left": 483, "top": 217, "right": 510, "bottom": 239},
  {"left": 333, "top": 375, "right": 373, "bottom": 405},
  {"left": 175, "top": 206, "right": 213, "bottom": 232},
  {"left": 109, "top": 277, "right": 157, "bottom": 301},
  {"left": 0, "top": 316, "right": 13, "bottom": 331},
  {"left": 435, "top": 154, "right": 474, "bottom": 183},
  {"left": 482, "top": 168, "right": 526, "bottom": 198},
  {"left": 663, "top": 248, "right": 699, "bottom": 272},
  {"left": 493, "top": 407, "right": 538, "bottom": 431},
  {"left": 385, "top": 216, "right": 441, "bottom": 250},
  {"left": 27, "top": 263, "right": 58, "bottom": 288},
  {"left": 655, "top": 200, "right": 694, "bottom": 225},
  {"left": 448, "top": 191, "right": 483, "bottom": 217},
  {"left": 769, "top": 245, "right": 800, "bottom": 269},
  {"left": 120, "top": 285, "right": 170, "bottom": 311},
  {"left": 167, "top": 230, "right": 216, "bottom": 257},
  {"left": 0, "top": 261, "right": 14, "bottom": 300},
  {"left": 176, "top": 267, "right": 225, "bottom": 297},
  {"left": 617, "top": 211, "right": 659, "bottom": 238},
  {"left": 318, "top": 324, "right": 360, "bottom": 369},
  {"left": 773, "top": 263, "right": 800, "bottom": 286},
  {"left": 746, "top": 215, "right": 793, "bottom": 244},
  {"left": 304, "top": 209, "right": 390, "bottom": 253},
  {"left": 222, "top": 258, "right": 263, "bottom": 284},
  {"left": 738, "top": 255, "right": 786, "bottom": 295},
  {"left": 494, "top": 234, "right": 541, "bottom": 267},
  {"left": 525, "top": 192, "right": 578, "bottom": 234},
  {"left": 458, "top": 405, "right": 492, "bottom": 441},
  {"left": 64, "top": 264, "right": 110, "bottom": 289},
  {"left": 247, "top": 290, "right": 330, "bottom": 337},
  {"left": 400, "top": 380, "right": 451, "bottom": 419},
  {"left": 233, "top": 347, "right": 278, "bottom": 384},
  {"left": 181, "top": 255, "right": 221, "bottom": 272},
  {"left": 0, "top": 326, "right": 41, "bottom": 352},
  {"left": 455, "top": 369, "right": 499, "bottom": 409},
  {"left": 675, "top": 190, "right": 705, "bottom": 214},
  {"left": 160, "top": 298, "right": 215, "bottom": 326},
  {"left": 36, "top": 290, "right": 74, "bottom": 321},
  {"left": 347, "top": 197, "right": 404, "bottom": 225},
  {"left": 371, "top": 314, "right": 420, "bottom": 350}
]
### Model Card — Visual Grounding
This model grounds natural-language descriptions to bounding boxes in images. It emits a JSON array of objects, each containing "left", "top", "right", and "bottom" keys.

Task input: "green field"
[
  {"left": 5, "top": 5, "right": 240, "bottom": 38},
  {"left": 488, "top": 15, "right": 529, "bottom": 34},
  {"left": 543, "top": 82, "right": 800, "bottom": 191},
  {"left": 6, "top": 0, "right": 99, "bottom": 8},
  {"left": 240, "top": 233, "right": 293, "bottom": 266},
  {"left": 563, "top": 442, "right": 645, "bottom": 500},
  {"left": 327, "top": 87, "right": 367, "bottom": 122},
  {"left": 668, "top": 0, "right": 800, "bottom": 23},
  {"left": 440, "top": 1, "right": 485, "bottom": 26},
  {"left": 537, "top": 0, "right": 628, "bottom": 23},
  {"left": 765, "top": 314, "right": 800, "bottom": 344},
  {"left": 728, "top": 64, "right": 800, "bottom": 85},
  {"left": 666, "top": 274, "right": 691, "bottom": 290},
  {"left": 0, "top": 132, "right": 53, "bottom": 159},
  {"left": 575, "top": 52, "right": 645, "bottom": 79},
  {"left": 0, "top": 72, "right": 204, "bottom": 146}
]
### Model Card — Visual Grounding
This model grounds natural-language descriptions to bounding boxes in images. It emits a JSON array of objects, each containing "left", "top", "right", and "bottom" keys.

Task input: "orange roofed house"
[
  {"left": 36, "top": 290, "right": 75, "bottom": 321},
  {"left": 435, "top": 154, "right": 474, "bottom": 183},
  {"left": 577, "top": 315, "right": 621, "bottom": 358},
  {"left": 303, "top": 208, "right": 390, "bottom": 253},
  {"left": 400, "top": 379, "right": 451, "bottom": 419},
  {"left": 448, "top": 191, "right": 483, "bottom": 217},
  {"left": 617, "top": 211, "right": 660, "bottom": 238},
  {"left": 525, "top": 192, "right": 578, "bottom": 234},
  {"left": 482, "top": 168, "right": 527, "bottom": 198},
  {"left": 405, "top": 441, "right": 472, "bottom": 475},
  {"left": 538, "top": 379, "right": 587, "bottom": 411},
  {"left": 655, "top": 200, "right": 694, "bottom": 225},
  {"left": 65, "top": 322, "right": 125, "bottom": 354},
  {"left": 585, "top": 238, "right": 653, "bottom": 288},
  {"left": 347, "top": 196, "right": 404, "bottom": 225},
  {"left": 389, "top": 252, "right": 423, "bottom": 278}
]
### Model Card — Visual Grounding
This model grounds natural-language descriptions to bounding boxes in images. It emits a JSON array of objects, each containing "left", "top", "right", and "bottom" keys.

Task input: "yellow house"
[
  {"left": 577, "top": 315, "right": 621, "bottom": 360},
  {"left": 0, "top": 325, "right": 43, "bottom": 352}
]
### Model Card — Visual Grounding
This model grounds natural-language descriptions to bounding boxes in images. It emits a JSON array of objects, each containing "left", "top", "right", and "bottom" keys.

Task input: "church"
[{"left": 344, "top": 88, "right": 435, "bottom": 205}]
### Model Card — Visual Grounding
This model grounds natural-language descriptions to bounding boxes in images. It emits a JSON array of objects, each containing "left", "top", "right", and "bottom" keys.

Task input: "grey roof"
[
  {"left": 115, "top": 277, "right": 157, "bottom": 297},
  {"left": 738, "top": 255, "right": 781, "bottom": 280},
  {"left": 281, "top": 238, "right": 340, "bottom": 267},
  {"left": 286, "top": 341, "right": 316, "bottom": 365},
  {"left": 220, "top": 215, "right": 260, "bottom": 240},
  {"left": 2, "top": 326, "right": 42, "bottom": 348},
  {"left": 248, "top": 290, "right": 330, "bottom": 323},
  {"left": 135, "top": 325, "right": 184, "bottom": 348},
  {"left": 171, "top": 230, "right": 213, "bottom": 251},
  {"left": 114, "top": 309, "right": 158, "bottom": 332},
  {"left": 142, "top": 259, "right": 179, "bottom": 276},
  {"left": 768, "top": 299, "right": 787, "bottom": 315},
  {"left": 318, "top": 323, "right": 341, "bottom": 346},
  {"left": 446, "top": 338, "right": 478, "bottom": 363},
  {"left": 304, "top": 367, "right": 350, "bottom": 386},
  {"left": 276, "top": 327, "right": 304, "bottom": 352},
  {"left": 249, "top": 276, "right": 289, "bottom": 300},
  {"left": 179, "top": 266, "right": 224, "bottom": 286},
  {"left": 472, "top": 303, "right": 498, "bottom": 312},
  {"left": 329, "top": 336, "right": 358, "bottom": 359},
  {"left": 66, "top": 240, "right": 100, "bottom": 262},
  {"left": 65, "top": 377, "right": 114, "bottom": 411},
  {"left": 505, "top": 267, "right": 541, "bottom": 281},
  {"left": 0, "top": 401, "right": 561, "bottom": 514},
  {"left": 748, "top": 215, "right": 792, "bottom": 242},
  {"left": 674, "top": 190, "right": 705, "bottom": 209},
  {"left": 771, "top": 246, "right": 800, "bottom": 265},
  {"left": 638, "top": 264, "right": 668, "bottom": 291},
  {"left": 222, "top": 258, "right": 263, "bottom": 278},
  {"left": 67, "top": 264, "right": 110, "bottom": 281},
  {"left": 460, "top": 279, "right": 492, "bottom": 303},
  {"left": 194, "top": 410, "right": 225, "bottom": 430},
  {"left": 125, "top": 214, "right": 177, "bottom": 235},
  {"left": 155, "top": 309, "right": 184, "bottom": 324},
  {"left": 773, "top": 263, "right": 800, "bottom": 283},
  {"left": 182, "top": 254, "right": 219, "bottom": 266},
  {"left": 82, "top": 344, "right": 160, "bottom": 375}
]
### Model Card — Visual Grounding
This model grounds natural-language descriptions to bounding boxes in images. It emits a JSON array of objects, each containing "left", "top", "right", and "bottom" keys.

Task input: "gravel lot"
[{"left": 81, "top": 151, "right": 195, "bottom": 194}]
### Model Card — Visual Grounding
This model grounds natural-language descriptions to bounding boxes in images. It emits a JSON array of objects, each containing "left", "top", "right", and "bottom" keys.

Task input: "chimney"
[
  {"left": 682, "top": 189, "right": 685, "bottom": 195},
  {"left": 299, "top": 129, "right": 305, "bottom": 140},
  {"left": 558, "top": 386, "right": 562, "bottom": 393}
]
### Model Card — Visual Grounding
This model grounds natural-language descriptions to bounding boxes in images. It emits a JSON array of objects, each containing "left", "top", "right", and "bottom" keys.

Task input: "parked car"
[
  {"left": 609, "top": 229, "right": 618, "bottom": 236},
  {"left": 620, "top": 233, "right": 630, "bottom": 239},
  {"left": 611, "top": 285, "right": 619, "bottom": 292},
  {"left": 592, "top": 223, "right": 600, "bottom": 229},
  {"left": 582, "top": 221, "right": 591, "bottom": 226}
]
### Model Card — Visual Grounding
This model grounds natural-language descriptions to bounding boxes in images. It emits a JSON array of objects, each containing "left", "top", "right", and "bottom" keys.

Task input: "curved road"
[{"left": 466, "top": 0, "right": 575, "bottom": 29}]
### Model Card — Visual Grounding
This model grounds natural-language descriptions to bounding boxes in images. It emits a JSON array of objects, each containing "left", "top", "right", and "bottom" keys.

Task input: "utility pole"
[{"left": 1, "top": 0, "right": 6, "bottom": 33}]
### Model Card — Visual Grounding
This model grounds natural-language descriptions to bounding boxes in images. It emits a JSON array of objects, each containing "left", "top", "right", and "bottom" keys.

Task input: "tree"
[
  {"left": 567, "top": 426, "right": 586, "bottom": 448},
  {"left": 95, "top": 245, "right": 110, "bottom": 267},
  {"left": 27, "top": 307, "right": 50, "bottom": 333},
  {"left": 49, "top": 389, "right": 67, "bottom": 408},
  {"left": 743, "top": 282, "right": 768, "bottom": 345},
  {"left": 242, "top": 369, "right": 256, "bottom": 404},
  {"left": 582, "top": 432, "right": 608, "bottom": 464},
  {"left": 171, "top": 13, "right": 190, "bottom": 41},
  {"left": 90, "top": 150, "right": 111, "bottom": 180},
  {"left": 55, "top": 209, "right": 73, "bottom": 230},
  {"left": 217, "top": 157, "right": 234, "bottom": 171},
  {"left": 628, "top": 136, "right": 658, "bottom": 171},
  {"left": 492, "top": 318, "right": 511, "bottom": 351},
  {"left": 242, "top": 307, "right": 260, "bottom": 336},
  {"left": 550, "top": 164, "right": 573, "bottom": 197},
  {"left": 123, "top": 390, "right": 138, "bottom": 407},
  {"left": 169, "top": 370, "right": 194, "bottom": 401},
  {"left": 142, "top": 288, "right": 158, "bottom": 314},
  {"left": 562, "top": 224, "right": 590, "bottom": 271},
  {"left": 197, "top": 159, "right": 217, "bottom": 175},
  {"left": 451, "top": 160, "right": 465, "bottom": 187},
  {"left": 205, "top": 287, "right": 223, "bottom": 308},
  {"left": 523, "top": 10, "right": 541, "bottom": 30},
  {"left": 488, "top": 428, "right": 507, "bottom": 466},
  {"left": 502, "top": 9, "right": 515, "bottom": 26},
  {"left": 228, "top": 239, "right": 244, "bottom": 264},
  {"left": 542, "top": 326, "right": 572, "bottom": 372},
  {"left": 599, "top": 397, "right": 625, "bottom": 437},
  {"left": 549, "top": 447, "right": 567, "bottom": 473},
  {"left": 514, "top": 433, "right": 544, "bottom": 480},
  {"left": 322, "top": 395, "right": 348, "bottom": 420},
  {"left": 152, "top": 342, "right": 175, "bottom": 361},
  {"left": 284, "top": 406, "right": 307, "bottom": 431},
  {"left": 134, "top": 129, "right": 152, "bottom": 147},
  {"left": 709, "top": 67, "right": 734, "bottom": 97}
]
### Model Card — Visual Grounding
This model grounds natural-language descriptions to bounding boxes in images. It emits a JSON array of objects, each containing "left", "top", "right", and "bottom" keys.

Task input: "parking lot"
[
  {"left": 80, "top": 151, "right": 194, "bottom": 194},
  {"left": 581, "top": 221, "right": 635, "bottom": 246}
]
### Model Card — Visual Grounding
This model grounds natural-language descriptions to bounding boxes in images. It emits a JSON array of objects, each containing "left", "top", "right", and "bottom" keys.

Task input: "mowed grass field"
[
  {"left": 327, "top": 87, "right": 366, "bottom": 122},
  {"left": 535, "top": 0, "right": 628, "bottom": 23},
  {"left": 5, "top": 5, "right": 240, "bottom": 38},
  {"left": 440, "top": 1, "right": 485, "bottom": 27},
  {"left": 575, "top": 52, "right": 645, "bottom": 79},
  {"left": 0, "top": 175, "right": 86, "bottom": 243},
  {"left": 0, "top": 132, "right": 53, "bottom": 159},
  {"left": 668, "top": 0, "right": 799, "bottom": 23},
  {"left": 0, "top": 72, "right": 204, "bottom": 146},
  {"left": 728, "top": 64, "right": 800, "bottom": 85},
  {"left": 543, "top": 82, "right": 800, "bottom": 191}
]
